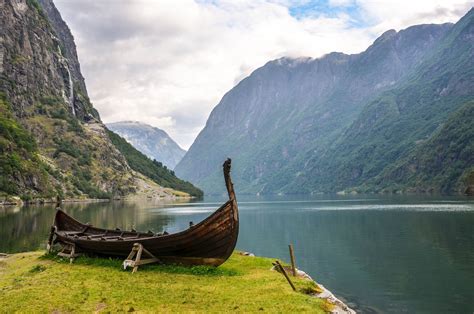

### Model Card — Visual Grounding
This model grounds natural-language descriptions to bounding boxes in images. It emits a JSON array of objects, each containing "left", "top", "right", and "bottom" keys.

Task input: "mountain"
[
  {"left": 369, "top": 100, "right": 474, "bottom": 194},
  {"left": 175, "top": 9, "right": 474, "bottom": 195},
  {"left": 0, "top": 0, "right": 201, "bottom": 201},
  {"left": 106, "top": 121, "right": 186, "bottom": 170},
  {"left": 106, "top": 129, "right": 201, "bottom": 197}
]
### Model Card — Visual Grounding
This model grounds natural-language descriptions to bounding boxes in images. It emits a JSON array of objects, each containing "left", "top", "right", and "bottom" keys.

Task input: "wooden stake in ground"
[
  {"left": 274, "top": 260, "right": 296, "bottom": 291},
  {"left": 288, "top": 244, "right": 297, "bottom": 276}
]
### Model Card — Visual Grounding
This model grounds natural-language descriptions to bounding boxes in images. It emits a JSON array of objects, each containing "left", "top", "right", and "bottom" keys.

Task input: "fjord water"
[{"left": 1, "top": 195, "right": 473, "bottom": 313}]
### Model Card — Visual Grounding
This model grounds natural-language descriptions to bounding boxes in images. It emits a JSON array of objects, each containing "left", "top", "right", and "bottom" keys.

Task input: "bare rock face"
[
  {"left": 0, "top": 0, "right": 97, "bottom": 121},
  {"left": 0, "top": 0, "right": 133, "bottom": 198},
  {"left": 1, "top": 0, "right": 63, "bottom": 116},
  {"left": 37, "top": 0, "right": 87, "bottom": 96},
  {"left": 36, "top": 0, "right": 98, "bottom": 122}
]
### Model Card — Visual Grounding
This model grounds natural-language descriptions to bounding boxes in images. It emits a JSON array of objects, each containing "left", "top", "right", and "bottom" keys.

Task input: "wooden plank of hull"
[{"left": 52, "top": 159, "right": 239, "bottom": 267}]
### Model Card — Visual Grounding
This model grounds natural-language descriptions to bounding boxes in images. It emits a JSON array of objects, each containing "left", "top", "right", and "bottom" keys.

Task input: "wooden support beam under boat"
[
  {"left": 57, "top": 242, "right": 82, "bottom": 264},
  {"left": 123, "top": 243, "right": 161, "bottom": 273}
]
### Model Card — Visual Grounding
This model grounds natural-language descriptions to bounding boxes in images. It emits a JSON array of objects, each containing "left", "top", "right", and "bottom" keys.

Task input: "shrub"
[{"left": 53, "top": 139, "right": 80, "bottom": 158}]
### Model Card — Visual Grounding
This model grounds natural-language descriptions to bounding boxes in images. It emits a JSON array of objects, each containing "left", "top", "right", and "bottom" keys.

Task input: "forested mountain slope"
[{"left": 176, "top": 9, "right": 473, "bottom": 195}]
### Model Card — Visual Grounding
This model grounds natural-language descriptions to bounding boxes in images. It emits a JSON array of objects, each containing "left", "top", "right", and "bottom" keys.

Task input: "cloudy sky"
[{"left": 55, "top": 0, "right": 472, "bottom": 149}]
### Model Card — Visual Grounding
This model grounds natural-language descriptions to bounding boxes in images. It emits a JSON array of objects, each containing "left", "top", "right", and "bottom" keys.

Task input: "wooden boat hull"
[{"left": 51, "top": 159, "right": 239, "bottom": 267}]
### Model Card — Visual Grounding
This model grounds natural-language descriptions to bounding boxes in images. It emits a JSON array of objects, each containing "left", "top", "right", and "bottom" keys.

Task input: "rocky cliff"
[
  {"left": 107, "top": 121, "right": 186, "bottom": 170},
  {"left": 176, "top": 9, "right": 473, "bottom": 195},
  {"left": 0, "top": 0, "right": 201, "bottom": 201},
  {"left": 37, "top": 0, "right": 90, "bottom": 116}
]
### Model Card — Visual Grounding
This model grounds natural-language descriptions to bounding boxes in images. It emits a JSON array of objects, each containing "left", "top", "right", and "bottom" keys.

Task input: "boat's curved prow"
[{"left": 221, "top": 158, "right": 239, "bottom": 262}]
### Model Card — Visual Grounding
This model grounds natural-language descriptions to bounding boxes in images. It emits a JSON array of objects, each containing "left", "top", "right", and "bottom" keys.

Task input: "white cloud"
[
  {"left": 54, "top": 0, "right": 471, "bottom": 149},
  {"left": 329, "top": 0, "right": 354, "bottom": 7},
  {"left": 356, "top": 0, "right": 472, "bottom": 33}
]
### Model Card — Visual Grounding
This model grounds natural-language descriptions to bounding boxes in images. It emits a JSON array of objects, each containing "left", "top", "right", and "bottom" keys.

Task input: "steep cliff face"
[
  {"left": 0, "top": 0, "right": 97, "bottom": 122},
  {"left": 36, "top": 0, "right": 95, "bottom": 121},
  {"left": 176, "top": 9, "right": 473, "bottom": 195},
  {"left": 106, "top": 121, "right": 186, "bottom": 170},
  {"left": 0, "top": 0, "right": 133, "bottom": 199},
  {"left": 0, "top": 0, "right": 201, "bottom": 200}
]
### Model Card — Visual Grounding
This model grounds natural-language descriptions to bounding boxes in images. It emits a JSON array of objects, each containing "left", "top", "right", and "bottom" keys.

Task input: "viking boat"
[{"left": 48, "top": 159, "right": 238, "bottom": 267}]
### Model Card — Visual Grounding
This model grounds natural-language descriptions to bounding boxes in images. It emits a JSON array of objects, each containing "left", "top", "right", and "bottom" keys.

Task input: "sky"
[{"left": 54, "top": 0, "right": 472, "bottom": 149}]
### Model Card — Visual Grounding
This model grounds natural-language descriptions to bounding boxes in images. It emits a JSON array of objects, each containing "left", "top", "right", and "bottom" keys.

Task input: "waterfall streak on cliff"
[{"left": 57, "top": 45, "right": 75, "bottom": 116}]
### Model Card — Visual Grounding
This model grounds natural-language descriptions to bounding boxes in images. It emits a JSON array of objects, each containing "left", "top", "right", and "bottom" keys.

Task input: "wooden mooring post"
[
  {"left": 274, "top": 260, "right": 296, "bottom": 291},
  {"left": 288, "top": 244, "right": 297, "bottom": 276}
]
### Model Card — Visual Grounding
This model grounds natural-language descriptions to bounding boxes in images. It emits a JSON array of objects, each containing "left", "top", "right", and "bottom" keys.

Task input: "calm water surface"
[{"left": 1, "top": 195, "right": 473, "bottom": 313}]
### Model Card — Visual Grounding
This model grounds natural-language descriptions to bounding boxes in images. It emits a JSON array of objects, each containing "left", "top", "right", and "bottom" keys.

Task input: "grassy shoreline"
[{"left": 0, "top": 251, "right": 331, "bottom": 313}]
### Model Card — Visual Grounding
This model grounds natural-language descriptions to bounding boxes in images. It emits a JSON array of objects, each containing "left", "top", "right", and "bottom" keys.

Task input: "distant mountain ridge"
[
  {"left": 106, "top": 121, "right": 186, "bottom": 170},
  {"left": 176, "top": 9, "right": 474, "bottom": 195}
]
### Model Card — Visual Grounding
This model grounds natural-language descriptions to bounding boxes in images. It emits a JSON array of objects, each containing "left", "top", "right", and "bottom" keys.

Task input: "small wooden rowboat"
[{"left": 48, "top": 159, "right": 239, "bottom": 267}]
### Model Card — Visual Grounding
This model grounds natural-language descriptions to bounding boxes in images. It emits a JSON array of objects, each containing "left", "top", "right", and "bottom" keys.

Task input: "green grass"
[{"left": 0, "top": 252, "right": 329, "bottom": 313}]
